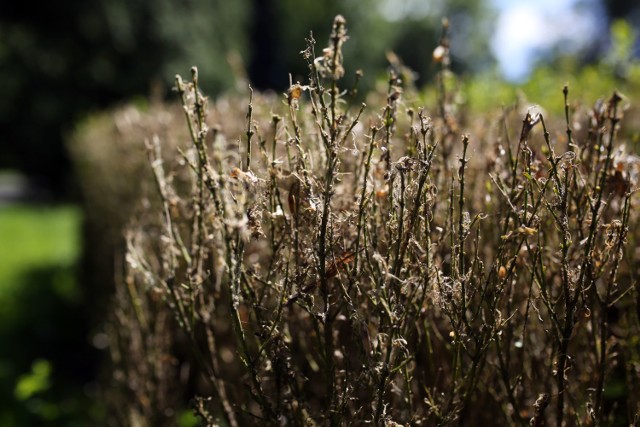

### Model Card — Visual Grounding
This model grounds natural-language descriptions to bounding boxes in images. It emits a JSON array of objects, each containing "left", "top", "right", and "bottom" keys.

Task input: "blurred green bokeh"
[
  {"left": 0, "top": 205, "right": 80, "bottom": 300},
  {"left": 0, "top": 204, "right": 104, "bottom": 426}
]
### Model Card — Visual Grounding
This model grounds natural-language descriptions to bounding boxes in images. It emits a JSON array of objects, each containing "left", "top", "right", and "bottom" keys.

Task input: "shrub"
[{"left": 99, "top": 16, "right": 640, "bottom": 426}]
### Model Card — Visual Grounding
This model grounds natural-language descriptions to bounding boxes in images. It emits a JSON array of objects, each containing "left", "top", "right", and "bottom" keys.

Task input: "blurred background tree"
[
  {"left": 0, "top": 0, "right": 501, "bottom": 198},
  {"left": 0, "top": 0, "right": 249, "bottom": 196},
  {"left": 1, "top": 0, "right": 638, "bottom": 197}
]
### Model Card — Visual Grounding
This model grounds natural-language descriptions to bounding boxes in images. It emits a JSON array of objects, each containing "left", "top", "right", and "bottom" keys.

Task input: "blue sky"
[
  {"left": 378, "top": 0, "right": 606, "bottom": 82},
  {"left": 491, "top": 0, "right": 605, "bottom": 81}
]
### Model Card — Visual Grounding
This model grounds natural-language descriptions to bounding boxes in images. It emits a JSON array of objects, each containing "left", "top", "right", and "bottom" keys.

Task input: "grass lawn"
[
  {"left": 0, "top": 204, "right": 81, "bottom": 302},
  {"left": 0, "top": 204, "right": 100, "bottom": 426}
]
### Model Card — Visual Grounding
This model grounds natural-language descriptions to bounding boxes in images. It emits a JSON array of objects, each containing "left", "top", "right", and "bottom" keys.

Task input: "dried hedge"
[{"left": 71, "top": 16, "right": 640, "bottom": 426}]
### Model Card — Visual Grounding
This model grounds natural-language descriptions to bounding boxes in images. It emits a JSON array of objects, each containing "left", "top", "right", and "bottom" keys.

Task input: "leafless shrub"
[{"left": 92, "top": 16, "right": 640, "bottom": 426}]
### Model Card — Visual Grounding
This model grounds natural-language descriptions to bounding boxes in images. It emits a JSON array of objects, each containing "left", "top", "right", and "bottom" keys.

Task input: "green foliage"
[
  {"left": 607, "top": 19, "right": 637, "bottom": 68},
  {"left": 176, "top": 410, "right": 200, "bottom": 427},
  {"left": 0, "top": 204, "right": 102, "bottom": 426},
  {"left": 14, "top": 360, "right": 52, "bottom": 402},
  {"left": 458, "top": 19, "right": 640, "bottom": 124}
]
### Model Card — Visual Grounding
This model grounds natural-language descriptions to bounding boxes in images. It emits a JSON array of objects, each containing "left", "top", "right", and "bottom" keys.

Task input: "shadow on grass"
[{"left": 0, "top": 262, "right": 104, "bottom": 426}]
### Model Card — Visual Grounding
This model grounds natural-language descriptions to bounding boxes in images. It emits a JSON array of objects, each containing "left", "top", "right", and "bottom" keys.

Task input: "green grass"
[
  {"left": 0, "top": 204, "right": 81, "bottom": 300},
  {"left": 0, "top": 204, "right": 98, "bottom": 426}
]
